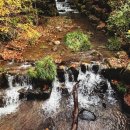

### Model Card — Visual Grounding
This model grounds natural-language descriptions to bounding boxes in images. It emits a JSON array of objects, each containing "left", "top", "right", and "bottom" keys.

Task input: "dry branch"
[{"left": 71, "top": 81, "right": 80, "bottom": 130}]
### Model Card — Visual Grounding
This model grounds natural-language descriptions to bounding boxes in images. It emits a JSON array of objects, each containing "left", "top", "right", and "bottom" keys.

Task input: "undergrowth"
[
  {"left": 64, "top": 31, "right": 92, "bottom": 52},
  {"left": 28, "top": 56, "right": 57, "bottom": 81}
]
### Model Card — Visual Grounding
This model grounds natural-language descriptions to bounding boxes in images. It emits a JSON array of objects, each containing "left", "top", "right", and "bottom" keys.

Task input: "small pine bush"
[
  {"left": 28, "top": 56, "right": 57, "bottom": 81},
  {"left": 64, "top": 31, "right": 92, "bottom": 52}
]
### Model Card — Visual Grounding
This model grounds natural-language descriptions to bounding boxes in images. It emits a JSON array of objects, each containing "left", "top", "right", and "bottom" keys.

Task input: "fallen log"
[{"left": 71, "top": 81, "right": 80, "bottom": 130}]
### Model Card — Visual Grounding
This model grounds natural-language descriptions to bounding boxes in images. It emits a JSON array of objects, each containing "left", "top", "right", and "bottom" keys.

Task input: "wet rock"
[
  {"left": 92, "top": 64, "right": 99, "bottom": 73},
  {"left": 61, "top": 88, "right": 69, "bottom": 96},
  {"left": 79, "top": 109, "right": 96, "bottom": 121},
  {"left": 0, "top": 73, "right": 9, "bottom": 89},
  {"left": 57, "top": 68, "right": 65, "bottom": 82},
  {"left": 80, "top": 64, "right": 87, "bottom": 73},
  {"left": 32, "top": 78, "right": 52, "bottom": 90},
  {"left": 123, "top": 93, "right": 130, "bottom": 114},
  {"left": 124, "top": 93, "right": 130, "bottom": 106},
  {"left": 12, "top": 74, "right": 30, "bottom": 87},
  {"left": 19, "top": 88, "right": 51, "bottom": 100},
  {"left": 95, "top": 81, "right": 108, "bottom": 93},
  {"left": 68, "top": 67, "right": 79, "bottom": 82},
  {"left": 0, "top": 90, "right": 5, "bottom": 107}
]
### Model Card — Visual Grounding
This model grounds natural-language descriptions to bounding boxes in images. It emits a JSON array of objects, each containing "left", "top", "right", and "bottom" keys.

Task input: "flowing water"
[
  {"left": 41, "top": 64, "right": 128, "bottom": 130},
  {"left": 0, "top": 64, "right": 129, "bottom": 129},
  {"left": 42, "top": 64, "right": 117, "bottom": 116},
  {"left": 55, "top": 0, "right": 79, "bottom": 15},
  {"left": 0, "top": 75, "right": 32, "bottom": 117}
]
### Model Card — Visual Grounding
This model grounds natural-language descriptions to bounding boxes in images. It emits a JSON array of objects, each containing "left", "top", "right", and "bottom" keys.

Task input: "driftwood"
[{"left": 71, "top": 81, "right": 80, "bottom": 130}]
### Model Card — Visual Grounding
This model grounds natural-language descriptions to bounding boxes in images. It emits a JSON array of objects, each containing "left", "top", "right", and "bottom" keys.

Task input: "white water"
[
  {"left": 55, "top": 0, "right": 79, "bottom": 14},
  {"left": 42, "top": 65, "right": 117, "bottom": 116},
  {"left": 0, "top": 75, "right": 32, "bottom": 117},
  {"left": 18, "top": 62, "right": 32, "bottom": 69}
]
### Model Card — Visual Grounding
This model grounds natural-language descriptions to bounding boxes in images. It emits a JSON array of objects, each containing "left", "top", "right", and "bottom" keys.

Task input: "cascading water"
[
  {"left": 0, "top": 74, "right": 32, "bottom": 117},
  {"left": 42, "top": 64, "right": 117, "bottom": 116},
  {"left": 55, "top": 0, "right": 79, "bottom": 15}
]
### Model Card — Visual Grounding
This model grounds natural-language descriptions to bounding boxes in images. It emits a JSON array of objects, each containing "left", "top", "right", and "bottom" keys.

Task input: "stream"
[
  {"left": 0, "top": 63, "right": 129, "bottom": 130},
  {"left": 0, "top": 0, "right": 129, "bottom": 130}
]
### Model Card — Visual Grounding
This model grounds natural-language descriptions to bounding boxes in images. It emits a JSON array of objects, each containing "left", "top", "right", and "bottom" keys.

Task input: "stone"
[
  {"left": 52, "top": 46, "right": 58, "bottom": 52},
  {"left": 95, "top": 81, "right": 108, "bottom": 93},
  {"left": 79, "top": 109, "right": 96, "bottom": 121},
  {"left": 105, "top": 57, "right": 128, "bottom": 68},
  {"left": 116, "top": 51, "right": 128, "bottom": 60},
  {"left": 68, "top": 67, "right": 79, "bottom": 82},
  {"left": 122, "top": 93, "right": 130, "bottom": 114},
  {"left": 80, "top": 64, "right": 87, "bottom": 73},
  {"left": 61, "top": 88, "right": 69, "bottom": 96},
  {"left": 56, "top": 26, "right": 62, "bottom": 32},
  {"left": 57, "top": 68, "right": 65, "bottom": 82},
  {"left": 97, "top": 21, "right": 106, "bottom": 30},
  {"left": 18, "top": 88, "right": 51, "bottom": 100},
  {"left": 40, "top": 117, "right": 56, "bottom": 130},
  {"left": 0, "top": 73, "right": 9, "bottom": 89},
  {"left": 92, "top": 64, "right": 99, "bottom": 73},
  {"left": 124, "top": 93, "right": 130, "bottom": 106},
  {"left": 0, "top": 90, "right": 5, "bottom": 107},
  {"left": 53, "top": 40, "right": 61, "bottom": 45}
]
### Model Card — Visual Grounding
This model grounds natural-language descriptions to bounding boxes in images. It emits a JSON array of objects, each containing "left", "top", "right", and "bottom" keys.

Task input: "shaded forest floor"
[{"left": 0, "top": 15, "right": 115, "bottom": 65}]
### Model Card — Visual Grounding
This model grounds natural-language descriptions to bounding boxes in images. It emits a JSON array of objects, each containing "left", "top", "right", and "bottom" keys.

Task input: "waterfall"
[
  {"left": 0, "top": 75, "right": 32, "bottom": 117},
  {"left": 55, "top": 0, "right": 79, "bottom": 15},
  {"left": 42, "top": 64, "right": 117, "bottom": 116}
]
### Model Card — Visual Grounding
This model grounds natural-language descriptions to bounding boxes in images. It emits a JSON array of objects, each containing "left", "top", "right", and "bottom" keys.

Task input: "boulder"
[
  {"left": 94, "top": 81, "right": 108, "bottom": 93},
  {"left": 68, "top": 67, "right": 79, "bottom": 82},
  {"left": 57, "top": 68, "right": 65, "bottom": 83},
  {"left": 124, "top": 93, "right": 130, "bottom": 107},
  {"left": 121, "top": 93, "right": 130, "bottom": 114},
  {"left": 79, "top": 109, "right": 96, "bottom": 121},
  {"left": 80, "top": 64, "right": 87, "bottom": 73},
  {"left": 19, "top": 88, "right": 51, "bottom": 100},
  {"left": 0, "top": 73, "right": 9, "bottom": 89},
  {"left": 92, "top": 64, "right": 99, "bottom": 73}
]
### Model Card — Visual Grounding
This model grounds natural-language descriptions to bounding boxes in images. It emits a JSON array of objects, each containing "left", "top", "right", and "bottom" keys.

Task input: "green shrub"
[
  {"left": 64, "top": 31, "right": 92, "bottom": 52},
  {"left": 117, "top": 82, "right": 127, "bottom": 93},
  {"left": 107, "top": 3, "right": 130, "bottom": 34},
  {"left": 28, "top": 56, "right": 57, "bottom": 81},
  {"left": 107, "top": 37, "right": 122, "bottom": 51}
]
